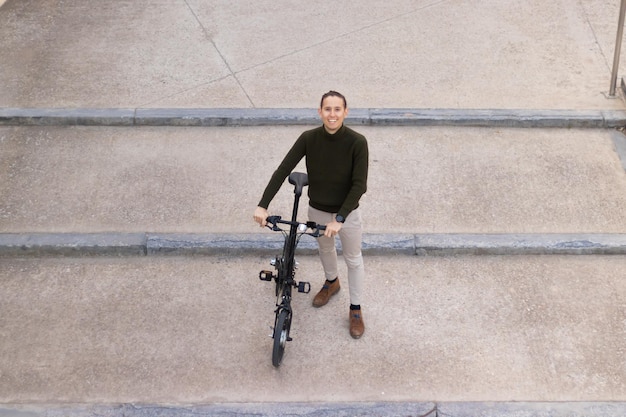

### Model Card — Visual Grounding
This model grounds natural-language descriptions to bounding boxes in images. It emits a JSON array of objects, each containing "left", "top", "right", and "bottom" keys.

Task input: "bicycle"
[{"left": 258, "top": 171, "right": 326, "bottom": 367}]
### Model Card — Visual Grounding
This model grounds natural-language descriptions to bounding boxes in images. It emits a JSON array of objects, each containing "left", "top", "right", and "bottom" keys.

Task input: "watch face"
[{"left": 336, "top": 215, "right": 345, "bottom": 223}]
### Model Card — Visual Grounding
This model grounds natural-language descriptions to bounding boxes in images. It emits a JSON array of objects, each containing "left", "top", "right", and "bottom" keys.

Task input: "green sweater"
[{"left": 259, "top": 124, "right": 369, "bottom": 219}]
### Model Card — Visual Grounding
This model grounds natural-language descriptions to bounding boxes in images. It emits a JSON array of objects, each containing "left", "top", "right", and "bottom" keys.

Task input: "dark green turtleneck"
[{"left": 258, "top": 124, "right": 368, "bottom": 219}]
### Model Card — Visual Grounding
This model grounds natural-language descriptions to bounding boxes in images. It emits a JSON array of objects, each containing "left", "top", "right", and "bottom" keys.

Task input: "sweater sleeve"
[
  {"left": 258, "top": 134, "right": 307, "bottom": 209},
  {"left": 337, "top": 136, "right": 369, "bottom": 219}
]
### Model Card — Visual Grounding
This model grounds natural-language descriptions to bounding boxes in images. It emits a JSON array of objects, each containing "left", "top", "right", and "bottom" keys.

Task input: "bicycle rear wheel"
[{"left": 272, "top": 308, "right": 291, "bottom": 367}]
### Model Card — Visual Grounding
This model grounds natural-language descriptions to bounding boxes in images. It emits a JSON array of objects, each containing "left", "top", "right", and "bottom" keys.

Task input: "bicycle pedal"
[
  {"left": 297, "top": 281, "right": 311, "bottom": 293},
  {"left": 259, "top": 270, "right": 274, "bottom": 281}
]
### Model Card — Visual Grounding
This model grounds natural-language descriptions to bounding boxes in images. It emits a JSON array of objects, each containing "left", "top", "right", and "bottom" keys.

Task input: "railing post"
[{"left": 609, "top": 0, "right": 626, "bottom": 97}]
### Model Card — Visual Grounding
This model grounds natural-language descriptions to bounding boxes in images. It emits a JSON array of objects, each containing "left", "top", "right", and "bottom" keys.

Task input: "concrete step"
[
  {"left": 2, "top": 0, "right": 626, "bottom": 113},
  {"left": 2, "top": 232, "right": 626, "bottom": 257},
  {"left": 2, "top": 402, "right": 626, "bottom": 417},
  {"left": 1, "top": 125, "right": 626, "bottom": 255},
  {"left": 2, "top": 107, "right": 626, "bottom": 128},
  {"left": 1, "top": 255, "right": 625, "bottom": 405}
]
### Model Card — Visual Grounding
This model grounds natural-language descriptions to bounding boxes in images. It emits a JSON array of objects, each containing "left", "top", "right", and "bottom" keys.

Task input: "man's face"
[{"left": 318, "top": 95, "right": 348, "bottom": 134}]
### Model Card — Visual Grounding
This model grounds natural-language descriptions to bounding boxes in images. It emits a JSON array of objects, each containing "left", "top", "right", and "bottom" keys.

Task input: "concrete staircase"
[{"left": 2, "top": 0, "right": 626, "bottom": 415}]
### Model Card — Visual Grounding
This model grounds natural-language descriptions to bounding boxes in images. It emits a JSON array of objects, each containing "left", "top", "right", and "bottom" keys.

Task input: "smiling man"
[{"left": 253, "top": 91, "right": 369, "bottom": 339}]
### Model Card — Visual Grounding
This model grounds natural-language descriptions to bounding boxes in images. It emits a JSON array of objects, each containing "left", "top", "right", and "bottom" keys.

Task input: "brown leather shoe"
[
  {"left": 312, "top": 278, "right": 340, "bottom": 307},
  {"left": 349, "top": 308, "right": 365, "bottom": 339}
]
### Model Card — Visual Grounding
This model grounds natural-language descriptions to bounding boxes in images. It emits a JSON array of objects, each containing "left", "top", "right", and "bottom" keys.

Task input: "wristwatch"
[{"left": 335, "top": 214, "right": 345, "bottom": 223}]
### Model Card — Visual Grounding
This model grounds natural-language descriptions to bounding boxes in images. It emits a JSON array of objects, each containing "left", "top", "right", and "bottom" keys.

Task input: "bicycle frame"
[{"left": 258, "top": 172, "right": 325, "bottom": 367}]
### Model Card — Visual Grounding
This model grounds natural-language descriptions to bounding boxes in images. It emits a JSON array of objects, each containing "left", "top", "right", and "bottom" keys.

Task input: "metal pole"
[{"left": 609, "top": 0, "right": 626, "bottom": 96}]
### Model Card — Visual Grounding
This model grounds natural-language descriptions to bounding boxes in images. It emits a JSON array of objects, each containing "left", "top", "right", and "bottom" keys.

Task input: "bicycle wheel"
[{"left": 272, "top": 308, "right": 291, "bottom": 367}]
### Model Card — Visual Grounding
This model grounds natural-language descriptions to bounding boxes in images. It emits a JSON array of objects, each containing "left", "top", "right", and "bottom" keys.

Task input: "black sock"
[
  {"left": 327, "top": 277, "right": 337, "bottom": 284},
  {"left": 350, "top": 304, "right": 361, "bottom": 311}
]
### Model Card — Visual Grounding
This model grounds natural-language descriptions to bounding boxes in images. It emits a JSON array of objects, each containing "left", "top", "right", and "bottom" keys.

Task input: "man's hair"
[{"left": 320, "top": 90, "right": 347, "bottom": 109}]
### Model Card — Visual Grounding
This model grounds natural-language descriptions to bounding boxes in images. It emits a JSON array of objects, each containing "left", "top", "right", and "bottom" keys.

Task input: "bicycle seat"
[{"left": 288, "top": 172, "right": 308, "bottom": 196}]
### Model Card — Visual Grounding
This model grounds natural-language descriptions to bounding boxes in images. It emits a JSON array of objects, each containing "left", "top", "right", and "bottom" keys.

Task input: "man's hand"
[
  {"left": 324, "top": 219, "right": 342, "bottom": 238},
  {"left": 253, "top": 206, "right": 269, "bottom": 227}
]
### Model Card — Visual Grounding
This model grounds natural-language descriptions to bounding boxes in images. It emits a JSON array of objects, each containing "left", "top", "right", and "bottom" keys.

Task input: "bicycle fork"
[{"left": 259, "top": 260, "right": 312, "bottom": 339}]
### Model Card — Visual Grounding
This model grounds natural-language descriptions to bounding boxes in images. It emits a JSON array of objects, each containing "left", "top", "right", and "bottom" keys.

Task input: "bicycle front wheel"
[{"left": 272, "top": 308, "right": 292, "bottom": 367}]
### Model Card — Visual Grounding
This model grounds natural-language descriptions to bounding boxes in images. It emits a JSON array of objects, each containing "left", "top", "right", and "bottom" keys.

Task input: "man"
[{"left": 253, "top": 91, "right": 369, "bottom": 339}]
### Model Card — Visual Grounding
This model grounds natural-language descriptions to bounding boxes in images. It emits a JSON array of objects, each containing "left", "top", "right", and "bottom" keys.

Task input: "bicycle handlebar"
[{"left": 265, "top": 215, "right": 326, "bottom": 237}]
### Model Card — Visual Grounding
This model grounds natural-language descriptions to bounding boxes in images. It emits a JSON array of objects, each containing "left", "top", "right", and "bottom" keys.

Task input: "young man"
[{"left": 253, "top": 91, "right": 369, "bottom": 339}]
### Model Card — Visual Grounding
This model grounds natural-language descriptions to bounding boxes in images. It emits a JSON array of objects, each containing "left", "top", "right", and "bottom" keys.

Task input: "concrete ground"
[
  {"left": 1, "top": 0, "right": 626, "bottom": 110},
  {"left": 2, "top": 0, "right": 626, "bottom": 416},
  {"left": 1, "top": 256, "right": 625, "bottom": 404},
  {"left": 1, "top": 125, "right": 626, "bottom": 236}
]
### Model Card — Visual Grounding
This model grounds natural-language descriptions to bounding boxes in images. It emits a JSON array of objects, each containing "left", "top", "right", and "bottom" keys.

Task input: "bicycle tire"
[{"left": 272, "top": 308, "right": 291, "bottom": 367}]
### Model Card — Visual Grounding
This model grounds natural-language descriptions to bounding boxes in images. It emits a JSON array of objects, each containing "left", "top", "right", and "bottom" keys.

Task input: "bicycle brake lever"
[
  {"left": 265, "top": 215, "right": 282, "bottom": 231},
  {"left": 307, "top": 224, "right": 326, "bottom": 237},
  {"left": 265, "top": 223, "right": 281, "bottom": 232}
]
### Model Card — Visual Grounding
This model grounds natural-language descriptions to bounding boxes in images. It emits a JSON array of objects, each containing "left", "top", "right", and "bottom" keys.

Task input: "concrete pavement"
[
  {"left": 2, "top": 0, "right": 626, "bottom": 415},
  {"left": 1, "top": 256, "right": 626, "bottom": 410},
  {"left": 1, "top": 0, "right": 626, "bottom": 110}
]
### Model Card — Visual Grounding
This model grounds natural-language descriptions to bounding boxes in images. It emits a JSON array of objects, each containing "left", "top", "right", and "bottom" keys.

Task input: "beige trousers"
[{"left": 307, "top": 206, "right": 365, "bottom": 306}]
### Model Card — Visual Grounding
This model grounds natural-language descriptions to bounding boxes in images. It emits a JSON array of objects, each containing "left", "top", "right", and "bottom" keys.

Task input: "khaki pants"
[{"left": 307, "top": 206, "right": 365, "bottom": 306}]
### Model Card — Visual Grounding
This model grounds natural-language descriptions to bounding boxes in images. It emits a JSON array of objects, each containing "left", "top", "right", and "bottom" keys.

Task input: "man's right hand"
[{"left": 253, "top": 206, "right": 269, "bottom": 227}]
